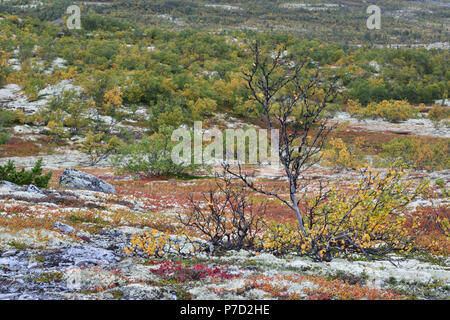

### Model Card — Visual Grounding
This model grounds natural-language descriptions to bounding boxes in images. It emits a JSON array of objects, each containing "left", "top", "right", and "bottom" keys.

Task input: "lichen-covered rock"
[
  {"left": 0, "top": 181, "right": 47, "bottom": 200},
  {"left": 121, "top": 284, "right": 161, "bottom": 300},
  {"left": 26, "top": 184, "right": 45, "bottom": 194},
  {"left": 61, "top": 245, "right": 119, "bottom": 267},
  {"left": 63, "top": 267, "right": 126, "bottom": 291},
  {"left": 0, "top": 180, "right": 22, "bottom": 191},
  {"left": 59, "top": 168, "right": 116, "bottom": 193},
  {"left": 54, "top": 222, "right": 75, "bottom": 235}
]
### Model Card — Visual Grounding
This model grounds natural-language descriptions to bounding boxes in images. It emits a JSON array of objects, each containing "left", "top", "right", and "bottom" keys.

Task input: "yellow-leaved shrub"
[
  {"left": 347, "top": 99, "right": 417, "bottom": 123},
  {"left": 259, "top": 167, "right": 430, "bottom": 261},
  {"left": 125, "top": 229, "right": 205, "bottom": 258},
  {"left": 321, "top": 137, "right": 366, "bottom": 169}
]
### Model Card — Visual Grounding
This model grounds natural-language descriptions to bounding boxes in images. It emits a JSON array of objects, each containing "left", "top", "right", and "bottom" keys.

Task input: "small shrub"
[
  {"left": 0, "top": 159, "right": 52, "bottom": 188},
  {"left": 125, "top": 229, "right": 206, "bottom": 258},
  {"left": 149, "top": 260, "right": 236, "bottom": 282},
  {"left": 178, "top": 171, "right": 266, "bottom": 251},
  {"left": 80, "top": 131, "right": 123, "bottom": 166},
  {"left": 242, "top": 274, "right": 399, "bottom": 300},
  {"left": 0, "top": 126, "right": 10, "bottom": 145},
  {"left": 348, "top": 99, "right": 418, "bottom": 123},
  {"left": 41, "top": 89, "right": 90, "bottom": 137},
  {"left": 32, "top": 272, "right": 63, "bottom": 283},
  {"left": 381, "top": 137, "right": 449, "bottom": 170},
  {"left": 0, "top": 109, "right": 21, "bottom": 127},
  {"left": 0, "top": 110, "right": 16, "bottom": 145},
  {"left": 434, "top": 178, "right": 445, "bottom": 188},
  {"left": 112, "top": 126, "right": 201, "bottom": 177},
  {"left": 427, "top": 105, "right": 450, "bottom": 128},
  {"left": 321, "top": 137, "right": 366, "bottom": 169},
  {"left": 409, "top": 206, "right": 450, "bottom": 255}
]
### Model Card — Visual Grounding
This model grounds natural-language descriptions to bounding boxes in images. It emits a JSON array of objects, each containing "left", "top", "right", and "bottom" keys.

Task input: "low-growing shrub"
[
  {"left": 347, "top": 99, "right": 418, "bottom": 123},
  {"left": 0, "top": 159, "right": 52, "bottom": 188},
  {"left": 381, "top": 137, "right": 449, "bottom": 170},
  {"left": 81, "top": 131, "right": 123, "bottom": 166},
  {"left": 409, "top": 205, "right": 450, "bottom": 255},
  {"left": 427, "top": 105, "right": 450, "bottom": 128},
  {"left": 112, "top": 126, "right": 201, "bottom": 177},
  {"left": 149, "top": 260, "right": 236, "bottom": 282},
  {"left": 321, "top": 137, "right": 366, "bottom": 169},
  {"left": 243, "top": 274, "right": 400, "bottom": 300},
  {"left": 0, "top": 110, "right": 16, "bottom": 145},
  {"left": 40, "top": 89, "right": 90, "bottom": 138},
  {"left": 434, "top": 178, "right": 445, "bottom": 188},
  {"left": 0, "top": 126, "right": 10, "bottom": 145},
  {"left": 125, "top": 229, "right": 207, "bottom": 258},
  {"left": 0, "top": 109, "right": 22, "bottom": 127}
]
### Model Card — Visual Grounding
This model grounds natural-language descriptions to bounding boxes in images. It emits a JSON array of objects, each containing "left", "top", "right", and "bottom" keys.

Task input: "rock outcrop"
[
  {"left": 0, "top": 180, "right": 22, "bottom": 191},
  {"left": 59, "top": 168, "right": 116, "bottom": 193}
]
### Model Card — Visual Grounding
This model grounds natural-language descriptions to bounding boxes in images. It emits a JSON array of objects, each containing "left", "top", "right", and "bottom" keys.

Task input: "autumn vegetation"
[{"left": 0, "top": 0, "right": 448, "bottom": 301}]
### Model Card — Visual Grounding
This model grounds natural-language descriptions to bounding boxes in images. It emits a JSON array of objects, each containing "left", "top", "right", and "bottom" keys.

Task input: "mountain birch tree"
[{"left": 224, "top": 42, "right": 339, "bottom": 237}]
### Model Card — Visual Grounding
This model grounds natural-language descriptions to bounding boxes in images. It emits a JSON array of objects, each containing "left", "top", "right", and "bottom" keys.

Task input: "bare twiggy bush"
[{"left": 178, "top": 171, "right": 266, "bottom": 252}]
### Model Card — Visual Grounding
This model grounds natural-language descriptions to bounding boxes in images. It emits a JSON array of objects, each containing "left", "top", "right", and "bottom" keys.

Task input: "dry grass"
[{"left": 0, "top": 215, "right": 55, "bottom": 233}]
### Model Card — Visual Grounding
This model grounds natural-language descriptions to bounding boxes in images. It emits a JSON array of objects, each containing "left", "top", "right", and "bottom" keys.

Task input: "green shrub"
[
  {"left": 0, "top": 110, "right": 15, "bottom": 145},
  {"left": 427, "top": 105, "right": 450, "bottom": 128},
  {"left": 0, "top": 126, "right": 10, "bottom": 145},
  {"left": 0, "top": 109, "right": 20, "bottom": 127},
  {"left": 111, "top": 127, "right": 201, "bottom": 177},
  {"left": 348, "top": 99, "right": 418, "bottom": 123},
  {"left": 0, "top": 159, "right": 52, "bottom": 188},
  {"left": 435, "top": 178, "right": 445, "bottom": 188}
]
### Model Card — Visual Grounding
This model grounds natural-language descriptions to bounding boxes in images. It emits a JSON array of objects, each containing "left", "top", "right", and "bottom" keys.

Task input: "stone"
[
  {"left": 1, "top": 250, "right": 17, "bottom": 257},
  {"left": 26, "top": 184, "right": 45, "bottom": 194},
  {"left": 0, "top": 180, "right": 23, "bottom": 191},
  {"left": 59, "top": 168, "right": 116, "bottom": 193},
  {"left": 54, "top": 222, "right": 75, "bottom": 235},
  {"left": 121, "top": 284, "right": 161, "bottom": 300},
  {"left": 61, "top": 245, "right": 118, "bottom": 266}
]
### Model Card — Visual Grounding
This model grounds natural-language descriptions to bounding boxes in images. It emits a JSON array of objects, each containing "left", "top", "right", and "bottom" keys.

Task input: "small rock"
[
  {"left": 26, "top": 184, "right": 45, "bottom": 195},
  {"left": 54, "top": 222, "right": 75, "bottom": 235},
  {"left": 121, "top": 284, "right": 161, "bottom": 300},
  {"left": 59, "top": 168, "right": 116, "bottom": 193},
  {"left": 1, "top": 250, "right": 17, "bottom": 257},
  {"left": 13, "top": 125, "right": 33, "bottom": 134}
]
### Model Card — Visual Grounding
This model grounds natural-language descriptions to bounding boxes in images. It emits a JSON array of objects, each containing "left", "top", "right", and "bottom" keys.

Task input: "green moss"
[
  {"left": 176, "top": 288, "right": 193, "bottom": 300},
  {"left": 35, "top": 255, "right": 46, "bottom": 263},
  {"left": 8, "top": 241, "right": 30, "bottom": 250},
  {"left": 109, "top": 290, "right": 124, "bottom": 300},
  {"left": 32, "top": 272, "right": 63, "bottom": 283}
]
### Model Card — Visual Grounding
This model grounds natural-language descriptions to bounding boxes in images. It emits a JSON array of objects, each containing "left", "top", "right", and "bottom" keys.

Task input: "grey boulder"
[
  {"left": 59, "top": 168, "right": 116, "bottom": 193},
  {"left": 0, "top": 180, "right": 22, "bottom": 191}
]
